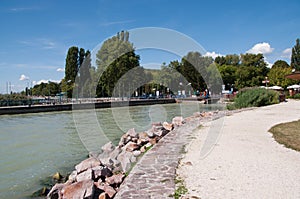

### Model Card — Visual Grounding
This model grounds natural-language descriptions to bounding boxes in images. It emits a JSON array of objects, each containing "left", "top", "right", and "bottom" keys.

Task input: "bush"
[
  {"left": 292, "top": 93, "right": 300, "bottom": 99},
  {"left": 230, "top": 87, "right": 279, "bottom": 109}
]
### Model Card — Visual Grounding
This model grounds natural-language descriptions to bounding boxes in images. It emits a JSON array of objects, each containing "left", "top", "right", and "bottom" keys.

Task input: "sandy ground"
[{"left": 177, "top": 100, "right": 300, "bottom": 199}]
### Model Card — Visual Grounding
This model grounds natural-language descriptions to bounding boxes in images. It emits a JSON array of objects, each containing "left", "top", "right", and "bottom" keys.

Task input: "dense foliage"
[
  {"left": 94, "top": 31, "right": 145, "bottom": 97},
  {"left": 291, "top": 39, "right": 300, "bottom": 71},
  {"left": 215, "top": 53, "right": 269, "bottom": 90},
  {"left": 64, "top": 46, "right": 90, "bottom": 97},
  {"left": 228, "top": 87, "right": 279, "bottom": 109}
]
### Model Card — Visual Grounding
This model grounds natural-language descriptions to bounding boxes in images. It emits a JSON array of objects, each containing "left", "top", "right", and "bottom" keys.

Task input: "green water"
[{"left": 0, "top": 102, "right": 220, "bottom": 198}]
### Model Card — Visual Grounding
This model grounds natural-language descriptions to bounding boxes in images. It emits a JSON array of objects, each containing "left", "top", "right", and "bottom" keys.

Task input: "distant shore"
[{"left": 0, "top": 98, "right": 176, "bottom": 115}]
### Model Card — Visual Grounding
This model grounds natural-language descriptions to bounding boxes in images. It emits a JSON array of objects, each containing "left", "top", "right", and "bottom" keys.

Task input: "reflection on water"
[{"left": 0, "top": 102, "right": 222, "bottom": 198}]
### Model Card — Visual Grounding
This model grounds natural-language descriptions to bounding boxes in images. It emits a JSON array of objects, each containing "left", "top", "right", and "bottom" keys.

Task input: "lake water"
[{"left": 0, "top": 102, "right": 221, "bottom": 198}]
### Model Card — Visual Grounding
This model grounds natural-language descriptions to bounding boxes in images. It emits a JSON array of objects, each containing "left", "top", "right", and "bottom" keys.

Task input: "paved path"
[
  {"left": 114, "top": 118, "right": 203, "bottom": 199},
  {"left": 178, "top": 100, "right": 300, "bottom": 199}
]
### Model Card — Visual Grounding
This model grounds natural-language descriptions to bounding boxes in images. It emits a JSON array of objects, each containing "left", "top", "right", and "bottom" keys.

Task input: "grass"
[
  {"left": 169, "top": 177, "right": 188, "bottom": 198},
  {"left": 269, "top": 120, "right": 300, "bottom": 152}
]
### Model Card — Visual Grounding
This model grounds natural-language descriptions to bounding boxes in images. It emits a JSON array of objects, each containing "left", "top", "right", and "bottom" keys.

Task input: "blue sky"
[{"left": 0, "top": 0, "right": 299, "bottom": 93}]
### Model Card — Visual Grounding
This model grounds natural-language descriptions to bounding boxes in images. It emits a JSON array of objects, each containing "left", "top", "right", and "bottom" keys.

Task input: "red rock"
[
  {"left": 105, "top": 173, "right": 125, "bottom": 185},
  {"left": 101, "top": 142, "right": 115, "bottom": 153},
  {"left": 61, "top": 180, "right": 94, "bottom": 199},
  {"left": 163, "top": 122, "right": 173, "bottom": 131},
  {"left": 148, "top": 138, "right": 157, "bottom": 145},
  {"left": 140, "top": 146, "right": 146, "bottom": 153},
  {"left": 117, "top": 150, "right": 132, "bottom": 173},
  {"left": 172, "top": 116, "right": 184, "bottom": 126},
  {"left": 47, "top": 183, "right": 64, "bottom": 199},
  {"left": 75, "top": 157, "right": 101, "bottom": 174},
  {"left": 138, "top": 132, "right": 148, "bottom": 140},
  {"left": 104, "top": 184, "right": 116, "bottom": 198},
  {"left": 154, "top": 130, "right": 163, "bottom": 137},
  {"left": 98, "top": 192, "right": 106, "bottom": 199},
  {"left": 127, "top": 128, "right": 138, "bottom": 138},
  {"left": 76, "top": 168, "right": 92, "bottom": 182},
  {"left": 124, "top": 141, "right": 139, "bottom": 152}
]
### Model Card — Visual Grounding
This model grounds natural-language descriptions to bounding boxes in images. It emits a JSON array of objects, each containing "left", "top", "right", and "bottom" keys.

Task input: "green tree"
[
  {"left": 291, "top": 38, "right": 300, "bottom": 71},
  {"left": 65, "top": 46, "right": 79, "bottom": 83},
  {"left": 95, "top": 31, "right": 141, "bottom": 97},
  {"left": 218, "top": 64, "right": 237, "bottom": 88},
  {"left": 234, "top": 53, "right": 269, "bottom": 89},
  {"left": 65, "top": 46, "right": 79, "bottom": 97},
  {"left": 268, "top": 60, "right": 295, "bottom": 88},
  {"left": 64, "top": 46, "right": 90, "bottom": 98},
  {"left": 180, "top": 52, "right": 212, "bottom": 91},
  {"left": 216, "top": 54, "right": 240, "bottom": 66},
  {"left": 78, "top": 50, "right": 92, "bottom": 97}
]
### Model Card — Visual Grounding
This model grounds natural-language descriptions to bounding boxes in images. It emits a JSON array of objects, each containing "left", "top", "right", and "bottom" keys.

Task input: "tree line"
[{"left": 28, "top": 35, "right": 300, "bottom": 98}]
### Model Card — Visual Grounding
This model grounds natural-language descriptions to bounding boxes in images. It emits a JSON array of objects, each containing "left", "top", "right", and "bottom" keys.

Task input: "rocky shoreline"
[
  {"left": 45, "top": 115, "right": 185, "bottom": 199},
  {"left": 41, "top": 108, "right": 230, "bottom": 199}
]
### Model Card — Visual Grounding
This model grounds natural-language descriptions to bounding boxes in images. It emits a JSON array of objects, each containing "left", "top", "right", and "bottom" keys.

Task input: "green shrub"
[
  {"left": 292, "top": 93, "right": 300, "bottom": 99},
  {"left": 232, "top": 87, "right": 279, "bottom": 109}
]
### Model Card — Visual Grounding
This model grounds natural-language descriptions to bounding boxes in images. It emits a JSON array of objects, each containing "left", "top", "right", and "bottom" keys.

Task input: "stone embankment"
[{"left": 46, "top": 111, "right": 221, "bottom": 199}]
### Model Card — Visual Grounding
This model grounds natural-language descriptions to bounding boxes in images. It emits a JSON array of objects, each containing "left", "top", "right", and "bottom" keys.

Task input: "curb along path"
[{"left": 114, "top": 119, "right": 202, "bottom": 198}]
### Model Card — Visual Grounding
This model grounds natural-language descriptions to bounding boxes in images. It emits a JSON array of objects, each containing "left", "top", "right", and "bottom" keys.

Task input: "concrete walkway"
[
  {"left": 114, "top": 117, "right": 203, "bottom": 198},
  {"left": 178, "top": 100, "right": 300, "bottom": 199}
]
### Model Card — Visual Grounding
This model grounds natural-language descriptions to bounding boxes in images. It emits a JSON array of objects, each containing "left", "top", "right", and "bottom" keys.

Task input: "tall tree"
[
  {"left": 291, "top": 38, "right": 300, "bottom": 71},
  {"left": 95, "top": 31, "right": 141, "bottom": 97},
  {"left": 234, "top": 53, "right": 269, "bottom": 89},
  {"left": 180, "top": 52, "right": 212, "bottom": 91},
  {"left": 65, "top": 46, "right": 79, "bottom": 84},
  {"left": 79, "top": 48, "right": 86, "bottom": 68}
]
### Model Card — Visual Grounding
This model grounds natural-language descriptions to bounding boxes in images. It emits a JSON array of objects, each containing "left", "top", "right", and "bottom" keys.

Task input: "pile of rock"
[{"left": 47, "top": 118, "right": 182, "bottom": 199}]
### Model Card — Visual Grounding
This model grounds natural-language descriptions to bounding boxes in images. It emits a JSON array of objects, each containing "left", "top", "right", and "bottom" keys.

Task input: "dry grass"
[{"left": 269, "top": 120, "right": 300, "bottom": 152}]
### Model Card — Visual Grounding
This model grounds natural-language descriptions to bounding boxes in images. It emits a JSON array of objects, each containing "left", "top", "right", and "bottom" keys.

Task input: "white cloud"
[
  {"left": 281, "top": 48, "right": 292, "bottom": 59},
  {"left": 19, "top": 74, "right": 29, "bottom": 81},
  {"left": 99, "top": 19, "right": 135, "bottom": 26},
  {"left": 56, "top": 68, "right": 65, "bottom": 72},
  {"left": 204, "top": 51, "right": 224, "bottom": 59},
  {"left": 246, "top": 42, "right": 274, "bottom": 55},
  {"left": 18, "top": 38, "right": 57, "bottom": 50},
  {"left": 10, "top": 7, "right": 40, "bottom": 12}
]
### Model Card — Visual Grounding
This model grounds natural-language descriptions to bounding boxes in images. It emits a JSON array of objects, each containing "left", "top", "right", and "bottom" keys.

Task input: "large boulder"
[
  {"left": 123, "top": 141, "right": 139, "bottom": 152},
  {"left": 67, "top": 170, "right": 77, "bottom": 183},
  {"left": 103, "top": 184, "right": 116, "bottom": 198},
  {"left": 163, "top": 122, "right": 173, "bottom": 131},
  {"left": 98, "top": 147, "right": 121, "bottom": 168},
  {"left": 127, "top": 128, "right": 138, "bottom": 139},
  {"left": 118, "top": 133, "right": 131, "bottom": 147},
  {"left": 61, "top": 180, "right": 94, "bottom": 199},
  {"left": 92, "top": 166, "right": 112, "bottom": 181},
  {"left": 146, "top": 130, "right": 155, "bottom": 138},
  {"left": 75, "top": 157, "right": 101, "bottom": 174},
  {"left": 47, "top": 183, "right": 64, "bottom": 199},
  {"left": 76, "top": 168, "right": 92, "bottom": 182},
  {"left": 172, "top": 116, "right": 184, "bottom": 126},
  {"left": 105, "top": 173, "right": 125, "bottom": 186},
  {"left": 101, "top": 141, "right": 115, "bottom": 153},
  {"left": 117, "top": 150, "right": 133, "bottom": 173}
]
